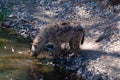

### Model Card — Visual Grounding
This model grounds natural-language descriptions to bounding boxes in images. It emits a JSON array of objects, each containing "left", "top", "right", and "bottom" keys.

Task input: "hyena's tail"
[{"left": 81, "top": 32, "right": 84, "bottom": 44}]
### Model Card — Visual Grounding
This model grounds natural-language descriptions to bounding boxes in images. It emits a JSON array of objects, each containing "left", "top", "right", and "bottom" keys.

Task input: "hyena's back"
[{"left": 43, "top": 21, "right": 84, "bottom": 44}]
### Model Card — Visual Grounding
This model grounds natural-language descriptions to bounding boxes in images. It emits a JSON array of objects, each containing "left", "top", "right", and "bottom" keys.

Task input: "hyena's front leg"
[{"left": 53, "top": 43, "right": 61, "bottom": 64}]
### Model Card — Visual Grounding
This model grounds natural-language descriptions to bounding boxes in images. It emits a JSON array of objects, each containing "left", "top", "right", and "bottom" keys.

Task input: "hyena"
[{"left": 31, "top": 21, "right": 84, "bottom": 57}]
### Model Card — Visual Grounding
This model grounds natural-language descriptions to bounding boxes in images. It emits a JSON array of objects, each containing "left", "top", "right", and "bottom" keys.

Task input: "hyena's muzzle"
[{"left": 31, "top": 43, "right": 55, "bottom": 57}]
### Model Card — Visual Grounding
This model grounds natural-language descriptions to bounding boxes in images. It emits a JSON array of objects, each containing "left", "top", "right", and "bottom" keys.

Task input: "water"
[{"left": 0, "top": 29, "right": 84, "bottom": 80}]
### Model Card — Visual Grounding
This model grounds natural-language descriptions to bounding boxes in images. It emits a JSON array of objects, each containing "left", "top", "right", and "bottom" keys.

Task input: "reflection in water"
[
  {"left": 28, "top": 61, "right": 81, "bottom": 80},
  {"left": 28, "top": 62, "right": 44, "bottom": 80}
]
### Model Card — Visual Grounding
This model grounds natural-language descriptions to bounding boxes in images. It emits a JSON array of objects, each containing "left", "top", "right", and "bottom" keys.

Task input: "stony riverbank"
[{"left": 0, "top": 0, "right": 120, "bottom": 80}]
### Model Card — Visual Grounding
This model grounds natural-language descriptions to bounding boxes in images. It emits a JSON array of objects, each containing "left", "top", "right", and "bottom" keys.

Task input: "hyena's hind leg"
[
  {"left": 69, "top": 38, "right": 80, "bottom": 55},
  {"left": 69, "top": 32, "right": 84, "bottom": 55}
]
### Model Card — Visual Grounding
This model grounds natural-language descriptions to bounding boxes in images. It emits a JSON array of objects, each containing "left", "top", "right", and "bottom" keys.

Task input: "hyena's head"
[{"left": 31, "top": 35, "right": 46, "bottom": 57}]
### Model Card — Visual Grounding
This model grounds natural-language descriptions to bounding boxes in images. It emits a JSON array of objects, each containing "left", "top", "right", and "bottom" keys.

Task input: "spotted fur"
[{"left": 31, "top": 21, "right": 84, "bottom": 57}]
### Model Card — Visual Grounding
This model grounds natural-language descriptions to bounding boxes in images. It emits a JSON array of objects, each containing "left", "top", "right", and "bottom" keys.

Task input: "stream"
[{"left": 0, "top": 29, "right": 84, "bottom": 80}]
